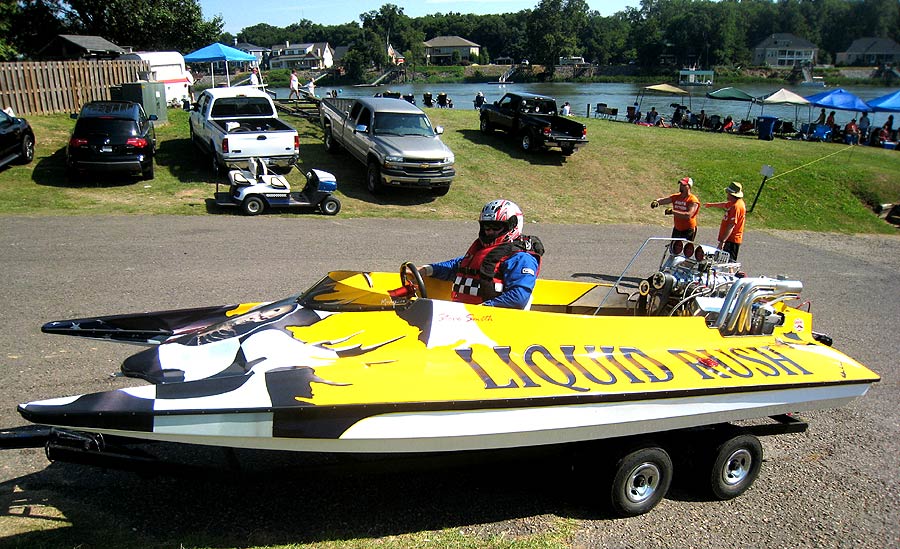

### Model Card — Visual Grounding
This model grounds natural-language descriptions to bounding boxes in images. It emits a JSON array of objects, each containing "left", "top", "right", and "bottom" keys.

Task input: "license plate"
[
  {"left": 101, "top": 146, "right": 112, "bottom": 153},
  {"left": 418, "top": 178, "right": 430, "bottom": 184}
]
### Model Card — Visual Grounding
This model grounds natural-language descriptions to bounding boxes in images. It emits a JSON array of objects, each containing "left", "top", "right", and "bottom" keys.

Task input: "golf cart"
[{"left": 214, "top": 158, "right": 341, "bottom": 216}]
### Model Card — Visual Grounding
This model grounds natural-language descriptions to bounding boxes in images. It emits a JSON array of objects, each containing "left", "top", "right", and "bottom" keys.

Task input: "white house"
[
  {"left": 752, "top": 33, "right": 818, "bottom": 67},
  {"left": 423, "top": 36, "right": 480, "bottom": 65},
  {"left": 268, "top": 42, "right": 334, "bottom": 70}
]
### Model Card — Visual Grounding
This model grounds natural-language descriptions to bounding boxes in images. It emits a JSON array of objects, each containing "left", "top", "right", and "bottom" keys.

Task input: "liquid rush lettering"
[{"left": 456, "top": 345, "right": 812, "bottom": 392}]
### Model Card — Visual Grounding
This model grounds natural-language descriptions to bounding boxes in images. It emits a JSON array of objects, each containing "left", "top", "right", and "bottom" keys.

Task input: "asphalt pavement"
[{"left": 1, "top": 216, "right": 897, "bottom": 548}]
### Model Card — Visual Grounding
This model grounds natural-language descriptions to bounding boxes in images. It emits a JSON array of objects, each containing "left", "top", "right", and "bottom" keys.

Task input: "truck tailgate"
[{"left": 224, "top": 131, "right": 296, "bottom": 158}]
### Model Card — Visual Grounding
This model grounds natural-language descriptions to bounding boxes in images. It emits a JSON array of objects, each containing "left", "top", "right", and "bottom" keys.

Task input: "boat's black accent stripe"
[
  {"left": 157, "top": 372, "right": 255, "bottom": 399},
  {"left": 18, "top": 391, "right": 154, "bottom": 432}
]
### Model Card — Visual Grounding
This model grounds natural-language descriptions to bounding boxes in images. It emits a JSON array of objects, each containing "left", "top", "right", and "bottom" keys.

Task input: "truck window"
[
  {"left": 356, "top": 108, "right": 372, "bottom": 130},
  {"left": 349, "top": 103, "right": 362, "bottom": 121},
  {"left": 499, "top": 96, "right": 516, "bottom": 110},
  {"left": 210, "top": 97, "right": 274, "bottom": 118},
  {"left": 373, "top": 113, "right": 434, "bottom": 136}
]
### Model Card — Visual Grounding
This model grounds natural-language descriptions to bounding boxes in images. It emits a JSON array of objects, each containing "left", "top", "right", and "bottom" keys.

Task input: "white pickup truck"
[
  {"left": 189, "top": 87, "right": 299, "bottom": 176},
  {"left": 320, "top": 97, "right": 455, "bottom": 196}
]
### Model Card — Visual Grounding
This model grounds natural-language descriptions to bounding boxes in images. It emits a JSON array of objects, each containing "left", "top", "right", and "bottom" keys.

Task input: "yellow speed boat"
[{"left": 19, "top": 238, "right": 879, "bottom": 516}]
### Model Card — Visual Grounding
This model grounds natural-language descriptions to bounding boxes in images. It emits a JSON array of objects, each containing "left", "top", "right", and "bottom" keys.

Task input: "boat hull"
[{"left": 20, "top": 381, "right": 871, "bottom": 453}]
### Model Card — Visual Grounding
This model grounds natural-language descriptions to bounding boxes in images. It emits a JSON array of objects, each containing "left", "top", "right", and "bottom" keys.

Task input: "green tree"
[
  {"left": 0, "top": 1, "right": 21, "bottom": 60},
  {"left": 360, "top": 4, "right": 410, "bottom": 55},
  {"left": 11, "top": 0, "right": 223, "bottom": 57},
  {"left": 527, "top": 0, "right": 589, "bottom": 66}
]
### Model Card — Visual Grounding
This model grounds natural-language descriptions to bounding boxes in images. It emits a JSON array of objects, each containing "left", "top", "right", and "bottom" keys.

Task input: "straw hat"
[{"left": 725, "top": 181, "right": 744, "bottom": 198}]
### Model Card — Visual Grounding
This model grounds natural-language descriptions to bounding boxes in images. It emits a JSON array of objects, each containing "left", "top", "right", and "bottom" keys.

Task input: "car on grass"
[
  {"left": 66, "top": 101, "right": 157, "bottom": 180},
  {"left": 0, "top": 108, "right": 35, "bottom": 168}
]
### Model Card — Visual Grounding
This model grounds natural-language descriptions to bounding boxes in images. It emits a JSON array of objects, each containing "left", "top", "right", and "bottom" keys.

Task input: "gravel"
[{"left": 1, "top": 216, "right": 897, "bottom": 548}]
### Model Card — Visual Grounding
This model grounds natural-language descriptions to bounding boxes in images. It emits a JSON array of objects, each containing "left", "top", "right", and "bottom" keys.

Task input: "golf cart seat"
[{"left": 229, "top": 157, "right": 288, "bottom": 189}]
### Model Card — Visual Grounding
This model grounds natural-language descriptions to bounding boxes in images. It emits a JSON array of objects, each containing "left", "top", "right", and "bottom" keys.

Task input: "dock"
[{"left": 273, "top": 92, "right": 320, "bottom": 121}]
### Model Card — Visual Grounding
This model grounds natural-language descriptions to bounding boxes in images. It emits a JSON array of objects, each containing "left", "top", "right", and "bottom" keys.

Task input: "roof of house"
[
  {"left": 235, "top": 42, "right": 269, "bottom": 53},
  {"left": 842, "top": 37, "right": 900, "bottom": 54},
  {"left": 58, "top": 35, "right": 126, "bottom": 54},
  {"left": 333, "top": 46, "right": 349, "bottom": 62},
  {"left": 271, "top": 42, "right": 332, "bottom": 55},
  {"left": 754, "top": 33, "right": 817, "bottom": 50},
  {"left": 423, "top": 36, "right": 480, "bottom": 48}
]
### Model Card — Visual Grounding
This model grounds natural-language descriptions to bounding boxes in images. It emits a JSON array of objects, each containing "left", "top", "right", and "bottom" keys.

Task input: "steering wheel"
[{"left": 400, "top": 261, "right": 428, "bottom": 299}]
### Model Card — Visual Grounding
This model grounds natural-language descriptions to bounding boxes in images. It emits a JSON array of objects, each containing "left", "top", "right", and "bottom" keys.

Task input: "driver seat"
[{"left": 254, "top": 161, "right": 290, "bottom": 190}]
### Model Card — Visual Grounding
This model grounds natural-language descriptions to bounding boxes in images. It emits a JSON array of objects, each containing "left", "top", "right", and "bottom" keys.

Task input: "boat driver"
[{"left": 420, "top": 199, "right": 543, "bottom": 309}]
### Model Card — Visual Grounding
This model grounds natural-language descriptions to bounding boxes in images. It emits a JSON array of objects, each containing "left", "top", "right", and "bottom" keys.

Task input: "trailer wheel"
[
  {"left": 320, "top": 197, "right": 341, "bottom": 215},
  {"left": 608, "top": 446, "right": 672, "bottom": 517},
  {"left": 242, "top": 196, "right": 265, "bottom": 216},
  {"left": 708, "top": 434, "right": 762, "bottom": 500}
]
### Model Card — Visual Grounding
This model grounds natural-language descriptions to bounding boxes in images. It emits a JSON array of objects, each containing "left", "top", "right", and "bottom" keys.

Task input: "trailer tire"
[
  {"left": 608, "top": 446, "right": 672, "bottom": 517},
  {"left": 242, "top": 196, "right": 265, "bottom": 216},
  {"left": 708, "top": 434, "right": 762, "bottom": 500}
]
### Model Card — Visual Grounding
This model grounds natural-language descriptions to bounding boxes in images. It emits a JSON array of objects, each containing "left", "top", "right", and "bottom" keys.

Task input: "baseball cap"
[{"left": 679, "top": 177, "right": 693, "bottom": 188}]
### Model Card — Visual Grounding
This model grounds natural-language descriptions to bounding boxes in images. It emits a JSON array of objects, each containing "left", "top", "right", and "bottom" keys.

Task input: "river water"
[{"left": 267, "top": 81, "right": 897, "bottom": 127}]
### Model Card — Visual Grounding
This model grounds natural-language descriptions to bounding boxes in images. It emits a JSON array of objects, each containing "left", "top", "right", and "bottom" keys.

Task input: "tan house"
[
  {"left": 752, "top": 33, "right": 818, "bottom": 67},
  {"left": 268, "top": 42, "right": 334, "bottom": 70},
  {"left": 836, "top": 37, "right": 900, "bottom": 66},
  {"left": 423, "top": 36, "right": 480, "bottom": 65}
]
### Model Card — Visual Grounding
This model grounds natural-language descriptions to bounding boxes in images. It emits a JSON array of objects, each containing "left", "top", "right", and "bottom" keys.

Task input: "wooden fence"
[{"left": 0, "top": 59, "right": 150, "bottom": 116}]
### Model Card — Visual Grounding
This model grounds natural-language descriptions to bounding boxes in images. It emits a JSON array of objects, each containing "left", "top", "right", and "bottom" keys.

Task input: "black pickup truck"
[{"left": 479, "top": 92, "right": 588, "bottom": 155}]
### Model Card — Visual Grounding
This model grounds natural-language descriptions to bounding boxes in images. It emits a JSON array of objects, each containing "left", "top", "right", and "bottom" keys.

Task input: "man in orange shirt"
[
  {"left": 651, "top": 176, "right": 700, "bottom": 241},
  {"left": 704, "top": 181, "right": 746, "bottom": 260}
]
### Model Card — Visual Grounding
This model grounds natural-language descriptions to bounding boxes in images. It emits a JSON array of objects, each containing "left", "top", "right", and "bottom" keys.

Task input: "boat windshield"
[{"left": 297, "top": 271, "right": 400, "bottom": 312}]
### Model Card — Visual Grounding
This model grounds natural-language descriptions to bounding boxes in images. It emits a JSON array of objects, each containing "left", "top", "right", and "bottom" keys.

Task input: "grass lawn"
[{"left": 0, "top": 106, "right": 897, "bottom": 234}]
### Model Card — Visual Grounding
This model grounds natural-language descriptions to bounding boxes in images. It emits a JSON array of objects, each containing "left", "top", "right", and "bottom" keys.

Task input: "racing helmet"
[{"left": 478, "top": 199, "right": 523, "bottom": 246}]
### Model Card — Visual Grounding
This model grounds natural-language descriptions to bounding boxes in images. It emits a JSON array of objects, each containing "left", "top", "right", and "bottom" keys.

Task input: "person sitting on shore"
[
  {"left": 843, "top": 119, "right": 860, "bottom": 145},
  {"left": 722, "top": 116, "right": 735, "bottom": 133},
  {"left": 672, "top": 106, "right": 683, "bottom": 127}
]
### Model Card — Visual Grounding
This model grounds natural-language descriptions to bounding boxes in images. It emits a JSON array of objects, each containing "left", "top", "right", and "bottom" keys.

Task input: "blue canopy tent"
[
  {"left": 866, "top": 90, "right": 900, "bottom": 112},
  {"left": 184, "top": 43, "right": 256, "bottom": 87},
  {"left": 804, "top": 88, "right": 869, "bottom": 113}
]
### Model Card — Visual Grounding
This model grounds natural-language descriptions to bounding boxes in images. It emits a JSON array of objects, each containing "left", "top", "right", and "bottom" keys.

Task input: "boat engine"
[{"left": 637, "top": 240, "right": 741, "bottom": 316}]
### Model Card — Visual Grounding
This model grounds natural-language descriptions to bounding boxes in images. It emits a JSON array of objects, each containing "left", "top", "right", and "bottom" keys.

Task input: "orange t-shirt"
[
  {"left": 669, "top": 192, "right": 699, "bottom": 231},
  {"left": 718, "top": 198, "right": 746, "bottom": 244}
]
